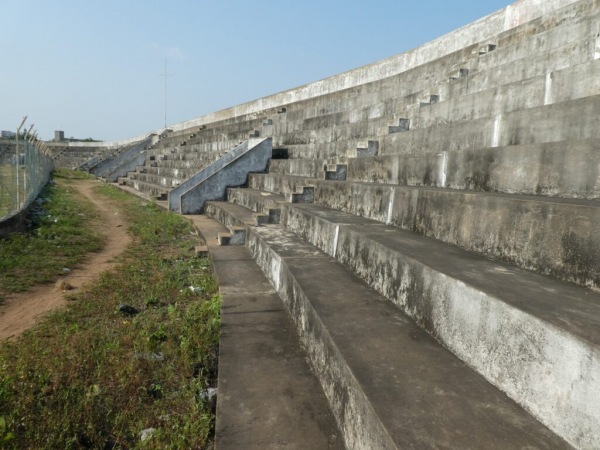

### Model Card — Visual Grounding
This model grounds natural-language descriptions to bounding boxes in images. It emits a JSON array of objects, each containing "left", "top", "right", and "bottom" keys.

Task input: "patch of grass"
[
  {"left": 0, "top": 182, "right": 220, "bottom": 448},
  {"left": 53, "top": 168, "right": 97, "bottom": 180},
  {"left": 0, "top": 172, "right": 105, "bottom": 300}
]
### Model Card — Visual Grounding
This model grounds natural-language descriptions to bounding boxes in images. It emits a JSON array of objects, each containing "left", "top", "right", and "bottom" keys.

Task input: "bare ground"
[{"left": 0, "top": 180, "right": 131, "bottom": 341}]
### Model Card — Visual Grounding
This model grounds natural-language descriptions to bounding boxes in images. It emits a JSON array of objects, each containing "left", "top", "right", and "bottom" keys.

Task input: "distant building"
[{"left": 1, "top": 130, "right": 16, "bottom": 138}]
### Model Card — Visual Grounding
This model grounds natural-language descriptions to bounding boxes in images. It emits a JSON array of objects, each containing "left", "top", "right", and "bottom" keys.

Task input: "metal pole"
[
  {"left": 24, "top": 126, "right": 35, "bottom": 199},
  {"left": 160, "top": 58, "right": 172, "bottom": 129},
  {"left": 16, "top": 116, "right": 27, "bottom": 209},
  {"left": 164, "top": 58, "right": 167, "bottom": 128}
]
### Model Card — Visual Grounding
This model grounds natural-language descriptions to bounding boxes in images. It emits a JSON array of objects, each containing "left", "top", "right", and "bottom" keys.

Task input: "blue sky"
[{"left": 1, "top": 0, "right": 511, "bottom": 142}]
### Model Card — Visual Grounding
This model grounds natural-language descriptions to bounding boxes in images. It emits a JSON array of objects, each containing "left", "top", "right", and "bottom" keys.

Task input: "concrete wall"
[{"left": 166, "top": 0, "right": 580, "bottom": 133}]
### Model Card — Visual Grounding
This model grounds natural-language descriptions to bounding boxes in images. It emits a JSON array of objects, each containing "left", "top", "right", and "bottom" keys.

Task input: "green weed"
[
  {"left": 0, "top": 173, "right": 104, "bottom": 300},
  {"left": 0, "top": 179, "right": 219, "bottom": 448}
]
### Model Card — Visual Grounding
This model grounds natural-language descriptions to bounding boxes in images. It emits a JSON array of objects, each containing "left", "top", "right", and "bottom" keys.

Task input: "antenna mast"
[{"left": 160, "top": 58, "right": 172, "bottom": 128}]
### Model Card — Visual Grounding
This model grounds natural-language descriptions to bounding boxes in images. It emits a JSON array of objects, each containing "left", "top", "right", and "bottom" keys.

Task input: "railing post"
[{"left": 15, "top": 116, "right": 27, "bottom": 209}]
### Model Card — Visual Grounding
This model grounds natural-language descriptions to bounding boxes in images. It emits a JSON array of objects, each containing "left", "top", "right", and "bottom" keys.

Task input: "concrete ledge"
[
  {"left": 91, "top": 137, "right": 151, "bottom": 180},
  {"left": 250, "top": 173, "right": 600, "bottom": 289},
  {"left": 205, "top": 201, "right": 258, "bottom": 231},
  {"left": 169, "top": 138, "right": 272, "bottom": 214},
  {"left": 380, "top": 95, "right": 600, "bottom": 156},
  {"left": 119, "top": 178, "right": 168, "bottom": 200},
  {"left": 186, "top": 215, "right": 343, "bottom": 449},
  {"left": 313, "top": 181, "right": 600, "bottom": 289},
  {"left": 167, "top": 0, "right": 582, "bottom": 134},
  {"left": 242, "top": 221, "right": 570, "bottom": 449},
  {"left": 347, "top": 138, "right": 600, "bottom": 199},
  {"left": 227, "top": 188, "right": 286, "bottom": 223},
  {"left": 104, "top": 151, "right": 148, "bottom": 183},
  {"left": 280, "top": 202, "right": 600, "bottom": 448}
]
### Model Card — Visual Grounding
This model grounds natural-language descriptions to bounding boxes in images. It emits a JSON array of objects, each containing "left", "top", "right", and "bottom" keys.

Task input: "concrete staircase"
[
  {"left": 114, "top": 118, "right": 273, "bottom": 201},
  {"left": 108, "top": 0, "right": 600, "bottom": 448},
  {"left": 197, "top": 2, "right": 600, "bottom": 448}
]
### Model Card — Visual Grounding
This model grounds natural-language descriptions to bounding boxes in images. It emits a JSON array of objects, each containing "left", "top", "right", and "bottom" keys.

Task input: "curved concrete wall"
[{"left": 168, "top": 0, "right": 579, "bottom": 133}]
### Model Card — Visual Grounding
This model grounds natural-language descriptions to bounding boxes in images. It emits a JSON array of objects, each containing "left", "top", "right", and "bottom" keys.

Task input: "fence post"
[{"left": 15, "top": 116, "right": 27, "bottom": 208}]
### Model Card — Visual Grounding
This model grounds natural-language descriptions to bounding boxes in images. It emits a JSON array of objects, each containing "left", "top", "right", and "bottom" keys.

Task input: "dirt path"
[{"left": 0, "top": 180, "right": 131, "bottom": 341}]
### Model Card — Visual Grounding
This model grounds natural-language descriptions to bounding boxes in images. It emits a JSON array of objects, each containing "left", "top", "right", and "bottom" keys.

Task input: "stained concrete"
[
  {"left": 169, "top": 138, "right": 272, "bottom": 214},
  {"left": 236, "top": 217, "right": 572, "bottom": 449},
  {"left": 280, "top": 202, "right": 600, "bottom": 449},
  {"left": 250, "top": 173, "right": 600, "bottom": 290},
  {"left": 94, "top": 1, "right": 600, "bottom": 448},
  {"left": 187, "top": 215, "right": 343, "bottom": 450}
]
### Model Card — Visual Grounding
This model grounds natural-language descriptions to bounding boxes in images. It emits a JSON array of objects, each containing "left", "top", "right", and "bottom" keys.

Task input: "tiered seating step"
[
  {"left": 203, "top": 200, "right": 572, "bottom": 449},
  {"left": 187, "top": 215, "right": 343, "bottom": 449}
]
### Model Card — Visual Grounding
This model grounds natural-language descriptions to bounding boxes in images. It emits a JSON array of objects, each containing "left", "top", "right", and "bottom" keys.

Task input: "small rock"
[
  {"left": 62, "top": 267, "right": 71, "bottom": 273},
  {"left": 134, "top": 352, "right": 164, "bottom": 362},
  {"left": 201, "top": 387, "right": 218, "bottom": 412},
  {"left": 55, "top": 280, "right": 74, "bottom": 291},
  {"left": 118, "top": 304, "right": 139, "bottom": 315},
  {"left": 139, "top": 428, "right": 156, "bottom": 442}
]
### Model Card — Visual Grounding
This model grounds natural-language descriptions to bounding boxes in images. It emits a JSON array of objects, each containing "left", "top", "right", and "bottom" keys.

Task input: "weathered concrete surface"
[
  {"left": 381, "top": 95, "right": 600, "bottom": 157},
  {"left": 91, "top": 137, "right": 151, "bottom": 180},
  {"left": 250, "top": 172, "right": 600, "bottom": 290},
  {"left": 205, "top": 201, "right": 264, "bottom": 233},
  {"left": 104, "top": 151, "right": 148, "bottom": 183},
  {"left": 169, "top": 138, "right": 271, "bottom": 214},
  {"left": 239, "top": 219, "right": 571, "bottom": 450},
  {"left": 227, "top": 188, "right": 286, "bottom": 223},
  {"left": 280, "top": 202, "right": 600, "bottom": 449},
  {"left": 347, "top": 139, "right": 600, "bottom": 199},
  {"left": 187, "top": 215, "right": 343, "bottom": 450},
  {"left": 120, "top": 177, "right": 168, "bottom": 200},
  {"left": 166, "top": 0, "right": 583, "bottom": 134},
  {"left": 100, "top": 1, "right": 600, "bottom": 448}
]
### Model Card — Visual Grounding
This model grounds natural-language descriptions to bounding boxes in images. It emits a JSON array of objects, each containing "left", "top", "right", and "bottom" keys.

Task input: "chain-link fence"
[{"left": 0, "top": 129, "right": 54, "bottom": 221}]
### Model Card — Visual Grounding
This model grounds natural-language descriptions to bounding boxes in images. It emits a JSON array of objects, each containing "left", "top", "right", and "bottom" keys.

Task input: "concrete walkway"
[{"left": 187, "top": 214, "right": 343, "bottom": 449}]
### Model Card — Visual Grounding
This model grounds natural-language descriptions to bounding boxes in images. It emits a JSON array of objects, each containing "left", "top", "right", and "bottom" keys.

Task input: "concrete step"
[
  {"left": 133, "top": 172, "right": 181, "bottom": 188},
  {"left": 278, "top": 2, "right": 592, "bottom": 137},
  {"left": 411, "top": 58, "right": 600, "bottom": 132},
  {"left": 136, "top": 165, "right": 204, "bottom": 180},
  {"left": 269, "top": 158, "right": 348, "bottom": 179},
  {"left": 477, "top": 0, "right": 596, "bottom": 74},
  {"left": 248, "top": 173, "right": 315, "bottom": 196},
  {"left": 119, "top": 178, "right": 168, "bottom": 200},
  {"left": 279, "top": 201, "right": 600, "bottom": 448},
  {"left": 287, "top": 87, "right": 600, "bottom": 164},
  {"left": 251, "top": 173, "right": 600, "bottom": 289},
  {"left": 140, "top": 159, "right": 208, "bottom": 170},
  {"left": 226, "top": 188, "right": 286, "bottom": 223},
  {"left": 111, "top": 181, "right": 166, "bottom": 206},
  {"left": 147, "top": 150, "right": 224, "bottom": 163},
  {"left": 185, "top": 215, "right": 343, "bottom": 449},
  {"left": 274, "top": 36, "right": 592, "bottom": 158},
  {"left": 205, "top": 201, "right": 268, "bottom": 234},
  {"left": 207, "top": 201, "right": 571, "bottom": 448},
  {"left": 446, "top": 37, "right": 588, "bottom": 108},
  {"left": 278, "top": 90, "right": 600, "bottom": 161},
  {"left": 381, "top": 94, "right": 600, "bottom": 157},
  {"left": 346, "top": 138, "right": 600, "bottom": 199},
  {"left": 216, "top": 227, "right": 246, "bottom": 246}
]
